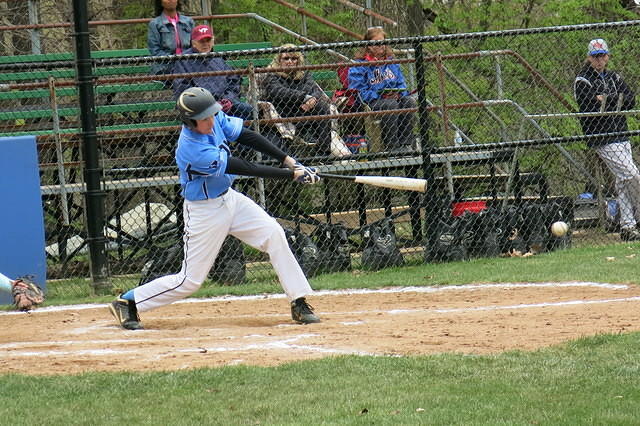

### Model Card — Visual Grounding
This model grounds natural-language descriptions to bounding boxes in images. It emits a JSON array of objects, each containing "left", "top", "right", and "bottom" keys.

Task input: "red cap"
[{"left": 191, "top": 25, "right": 213, "bottom": 41}]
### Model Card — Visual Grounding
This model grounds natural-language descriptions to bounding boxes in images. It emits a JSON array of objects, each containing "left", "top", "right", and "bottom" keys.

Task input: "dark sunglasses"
[{"left": 281, "top": 56, "right": 299, "bottom": 61}]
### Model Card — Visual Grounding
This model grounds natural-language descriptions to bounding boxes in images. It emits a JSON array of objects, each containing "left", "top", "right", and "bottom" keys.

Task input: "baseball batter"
[{"left": 109, "top": 87, "right": 321, "bottom": 330}]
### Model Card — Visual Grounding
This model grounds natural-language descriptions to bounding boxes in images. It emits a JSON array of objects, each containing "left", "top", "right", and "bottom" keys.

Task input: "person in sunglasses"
[{"left": 261, "top": 44, "right": 333, "bottom": 158}]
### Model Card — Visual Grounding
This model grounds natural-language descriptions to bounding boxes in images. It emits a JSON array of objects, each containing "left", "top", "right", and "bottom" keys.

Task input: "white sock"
[{"left": 0, "top": 272, "right": 13, "bottom": 293}]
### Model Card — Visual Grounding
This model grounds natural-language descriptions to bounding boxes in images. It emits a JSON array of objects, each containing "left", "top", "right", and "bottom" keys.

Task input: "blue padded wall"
[{"left": 0, "top": 136, "right": 46, "bottom": 304}]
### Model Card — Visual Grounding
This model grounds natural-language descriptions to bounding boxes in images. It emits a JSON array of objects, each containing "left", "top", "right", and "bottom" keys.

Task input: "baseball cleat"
[
  {"left": 109, "top": 298, "right": 144, "bottom": 330},
  {"left": 291, "top": 297, "right": 321, "bottom": 324}
]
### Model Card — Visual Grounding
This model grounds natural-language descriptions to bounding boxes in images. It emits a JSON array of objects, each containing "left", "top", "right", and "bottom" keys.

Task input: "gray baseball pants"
[{"left": 596, "top": 140, "right": 640, "bottom": 229}]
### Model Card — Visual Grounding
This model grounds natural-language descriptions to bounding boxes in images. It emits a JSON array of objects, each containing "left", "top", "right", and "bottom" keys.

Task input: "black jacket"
[
  {"left": 262, "top": 71, "right": 325, "bottom": 117},
  {"left": 574, "top": 63, "right": 635, "bottom": 147}
]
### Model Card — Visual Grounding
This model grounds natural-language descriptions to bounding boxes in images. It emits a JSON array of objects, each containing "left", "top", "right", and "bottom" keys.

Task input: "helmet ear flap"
[
  {"left": 178, "top": 109, "right": 197, "bottom": 129},
  {"left": 180, "top": 115, "right": 197, "bottom": 129}
]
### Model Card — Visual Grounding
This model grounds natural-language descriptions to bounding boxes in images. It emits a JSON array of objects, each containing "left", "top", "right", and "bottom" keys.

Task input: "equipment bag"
[
  {"left": 210, "top": 236, "right": 246, "bottom": 286},
  {"left": 519, "top": 200, "right": 571, "bottom": 253},
  {"left": 311, "top": 222, "right": 351, "bottom": 273},
  {"left": 139, "top": 235, "right": 246, "bottom": 286},
  {"left": 139, "top": 242, "right": 183, "bottom": 286},
  {"left": 284, "top": 227, "right": 323, "bottom": 277},
  {"left": 429, "top": 216, "right": 469, "bottom": 262},
  {"left": 361, "top": 218, "right": 404, "bottom": 270}
]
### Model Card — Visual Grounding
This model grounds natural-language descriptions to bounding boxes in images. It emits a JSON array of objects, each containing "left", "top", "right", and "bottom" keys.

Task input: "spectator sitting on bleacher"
[
  {"left": 172, "top": 25, "right": 254, "bottom": 121},
  {"left": 348, "top": 27, "right": 417, "bottom": 153},
  {"left": 148, "top": 0, "right": 194, "bottom": 76},
  {"left": 332, "top": 65, "right": 367, "bottom": 152},
  {"left": 261, "top": 44, "right": 332, "bottom": 157}
]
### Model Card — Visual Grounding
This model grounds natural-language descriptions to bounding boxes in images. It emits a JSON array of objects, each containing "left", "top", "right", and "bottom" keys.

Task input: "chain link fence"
[{"left": 2, "top": 19, "right": 640, "bottom": 297}]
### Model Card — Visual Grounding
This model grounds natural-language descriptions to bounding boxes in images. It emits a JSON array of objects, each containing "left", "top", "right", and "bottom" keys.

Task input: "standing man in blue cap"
[{"left": 574, "top": 38, "right": 640, "bottom": 241}]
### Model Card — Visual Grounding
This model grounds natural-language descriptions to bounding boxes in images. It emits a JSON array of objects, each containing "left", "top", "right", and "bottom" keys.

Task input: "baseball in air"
[{"left": 551, "top": 221, "right": 569, "bottom": 237}]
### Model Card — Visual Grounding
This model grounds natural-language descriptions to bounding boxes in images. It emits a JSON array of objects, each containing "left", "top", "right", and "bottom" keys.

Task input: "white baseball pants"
[
  {"left": 0, "top": 272, "right": 12, "bottom": 293},
  {"left": 596, "top": 140, "right": 640, "bottom": 229},
  {"left": 134, "top": 188, "right": 313, "bottom": 312}
]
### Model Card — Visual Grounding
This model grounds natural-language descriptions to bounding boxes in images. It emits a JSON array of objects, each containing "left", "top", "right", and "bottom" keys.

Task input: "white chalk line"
[
  {"left": 0, "top": 330, "right": 236, "bottom": 350},
  {"left": 2, "top": 348, "right": 138, "bottom": 357},
  {"left": 156, "top": 334, "right": 377, "bottom": 358},
  {"left": 385, "top": 295, "right": 640, "bottom": 315},
  {"left": 0, "top": 281, "right": 631, "bottom": 316},
  {"left": 0, "top": 327, "right": 317, "bottom": 350},
  {"left": 1, "top": 332, "right": 377, "bottom": 359}
]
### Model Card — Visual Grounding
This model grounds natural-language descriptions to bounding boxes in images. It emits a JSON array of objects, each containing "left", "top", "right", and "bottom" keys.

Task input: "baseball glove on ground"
[{"left": 12, "top": 276, "right": 45, "bottom": 311}]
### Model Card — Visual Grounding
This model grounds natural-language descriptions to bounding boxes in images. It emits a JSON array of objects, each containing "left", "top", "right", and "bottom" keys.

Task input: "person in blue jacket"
[
  {"left": 148, "top": 0, "right": 195, "bottom": 75},
  {"left": 348, "top": 27, "right": 417, "bottom": 152},
  {"left": 172, "top": 24, "right": 254, "bottom": 121}
]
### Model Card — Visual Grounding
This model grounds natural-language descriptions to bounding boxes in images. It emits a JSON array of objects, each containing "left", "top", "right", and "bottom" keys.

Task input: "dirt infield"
[{"left": 2, "top": 282, "right": 640, "bottom": 376}]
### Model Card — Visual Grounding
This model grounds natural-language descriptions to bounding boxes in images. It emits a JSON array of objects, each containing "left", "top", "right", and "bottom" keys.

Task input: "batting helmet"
[{"left": 176, "top": 87, "right": 222, "bottom": 127}]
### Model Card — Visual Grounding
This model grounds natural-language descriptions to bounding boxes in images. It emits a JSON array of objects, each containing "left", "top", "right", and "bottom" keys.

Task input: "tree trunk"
[
  {"left": 5, "top": 2, "right": 30, "bottom": 55},
  {"left": 39, "top": 0, "right": 74, "bottom": 53},
  {"left": 407, "top": 0, "right": 426, "bottom": 36}
]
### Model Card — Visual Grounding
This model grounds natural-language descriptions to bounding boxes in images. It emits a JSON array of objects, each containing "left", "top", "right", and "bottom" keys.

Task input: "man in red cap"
[{"left": 172, "top": 24, "right": 254, "bottom": 121}]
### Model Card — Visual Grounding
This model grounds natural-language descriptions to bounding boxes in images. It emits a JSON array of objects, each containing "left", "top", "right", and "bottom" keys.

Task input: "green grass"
[
  {"left": 3, "top": 242, "right": 640, "bottom": 424},
  {"left": 2, "top": 333, "right": 640, "bottom": 424}
]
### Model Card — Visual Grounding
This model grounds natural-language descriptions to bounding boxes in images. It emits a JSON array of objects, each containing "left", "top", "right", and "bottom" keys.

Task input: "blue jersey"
[
  {"left": 347, "top": 58, "right": 409, "bottom": 104},
  {"left": 175, "top": 112, "right": 244, "bottom": 201}
]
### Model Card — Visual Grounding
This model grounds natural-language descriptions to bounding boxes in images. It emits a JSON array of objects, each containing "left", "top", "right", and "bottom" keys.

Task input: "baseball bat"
[{"left": 318, "top": 173, "right": 427, "bottom": 192}]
